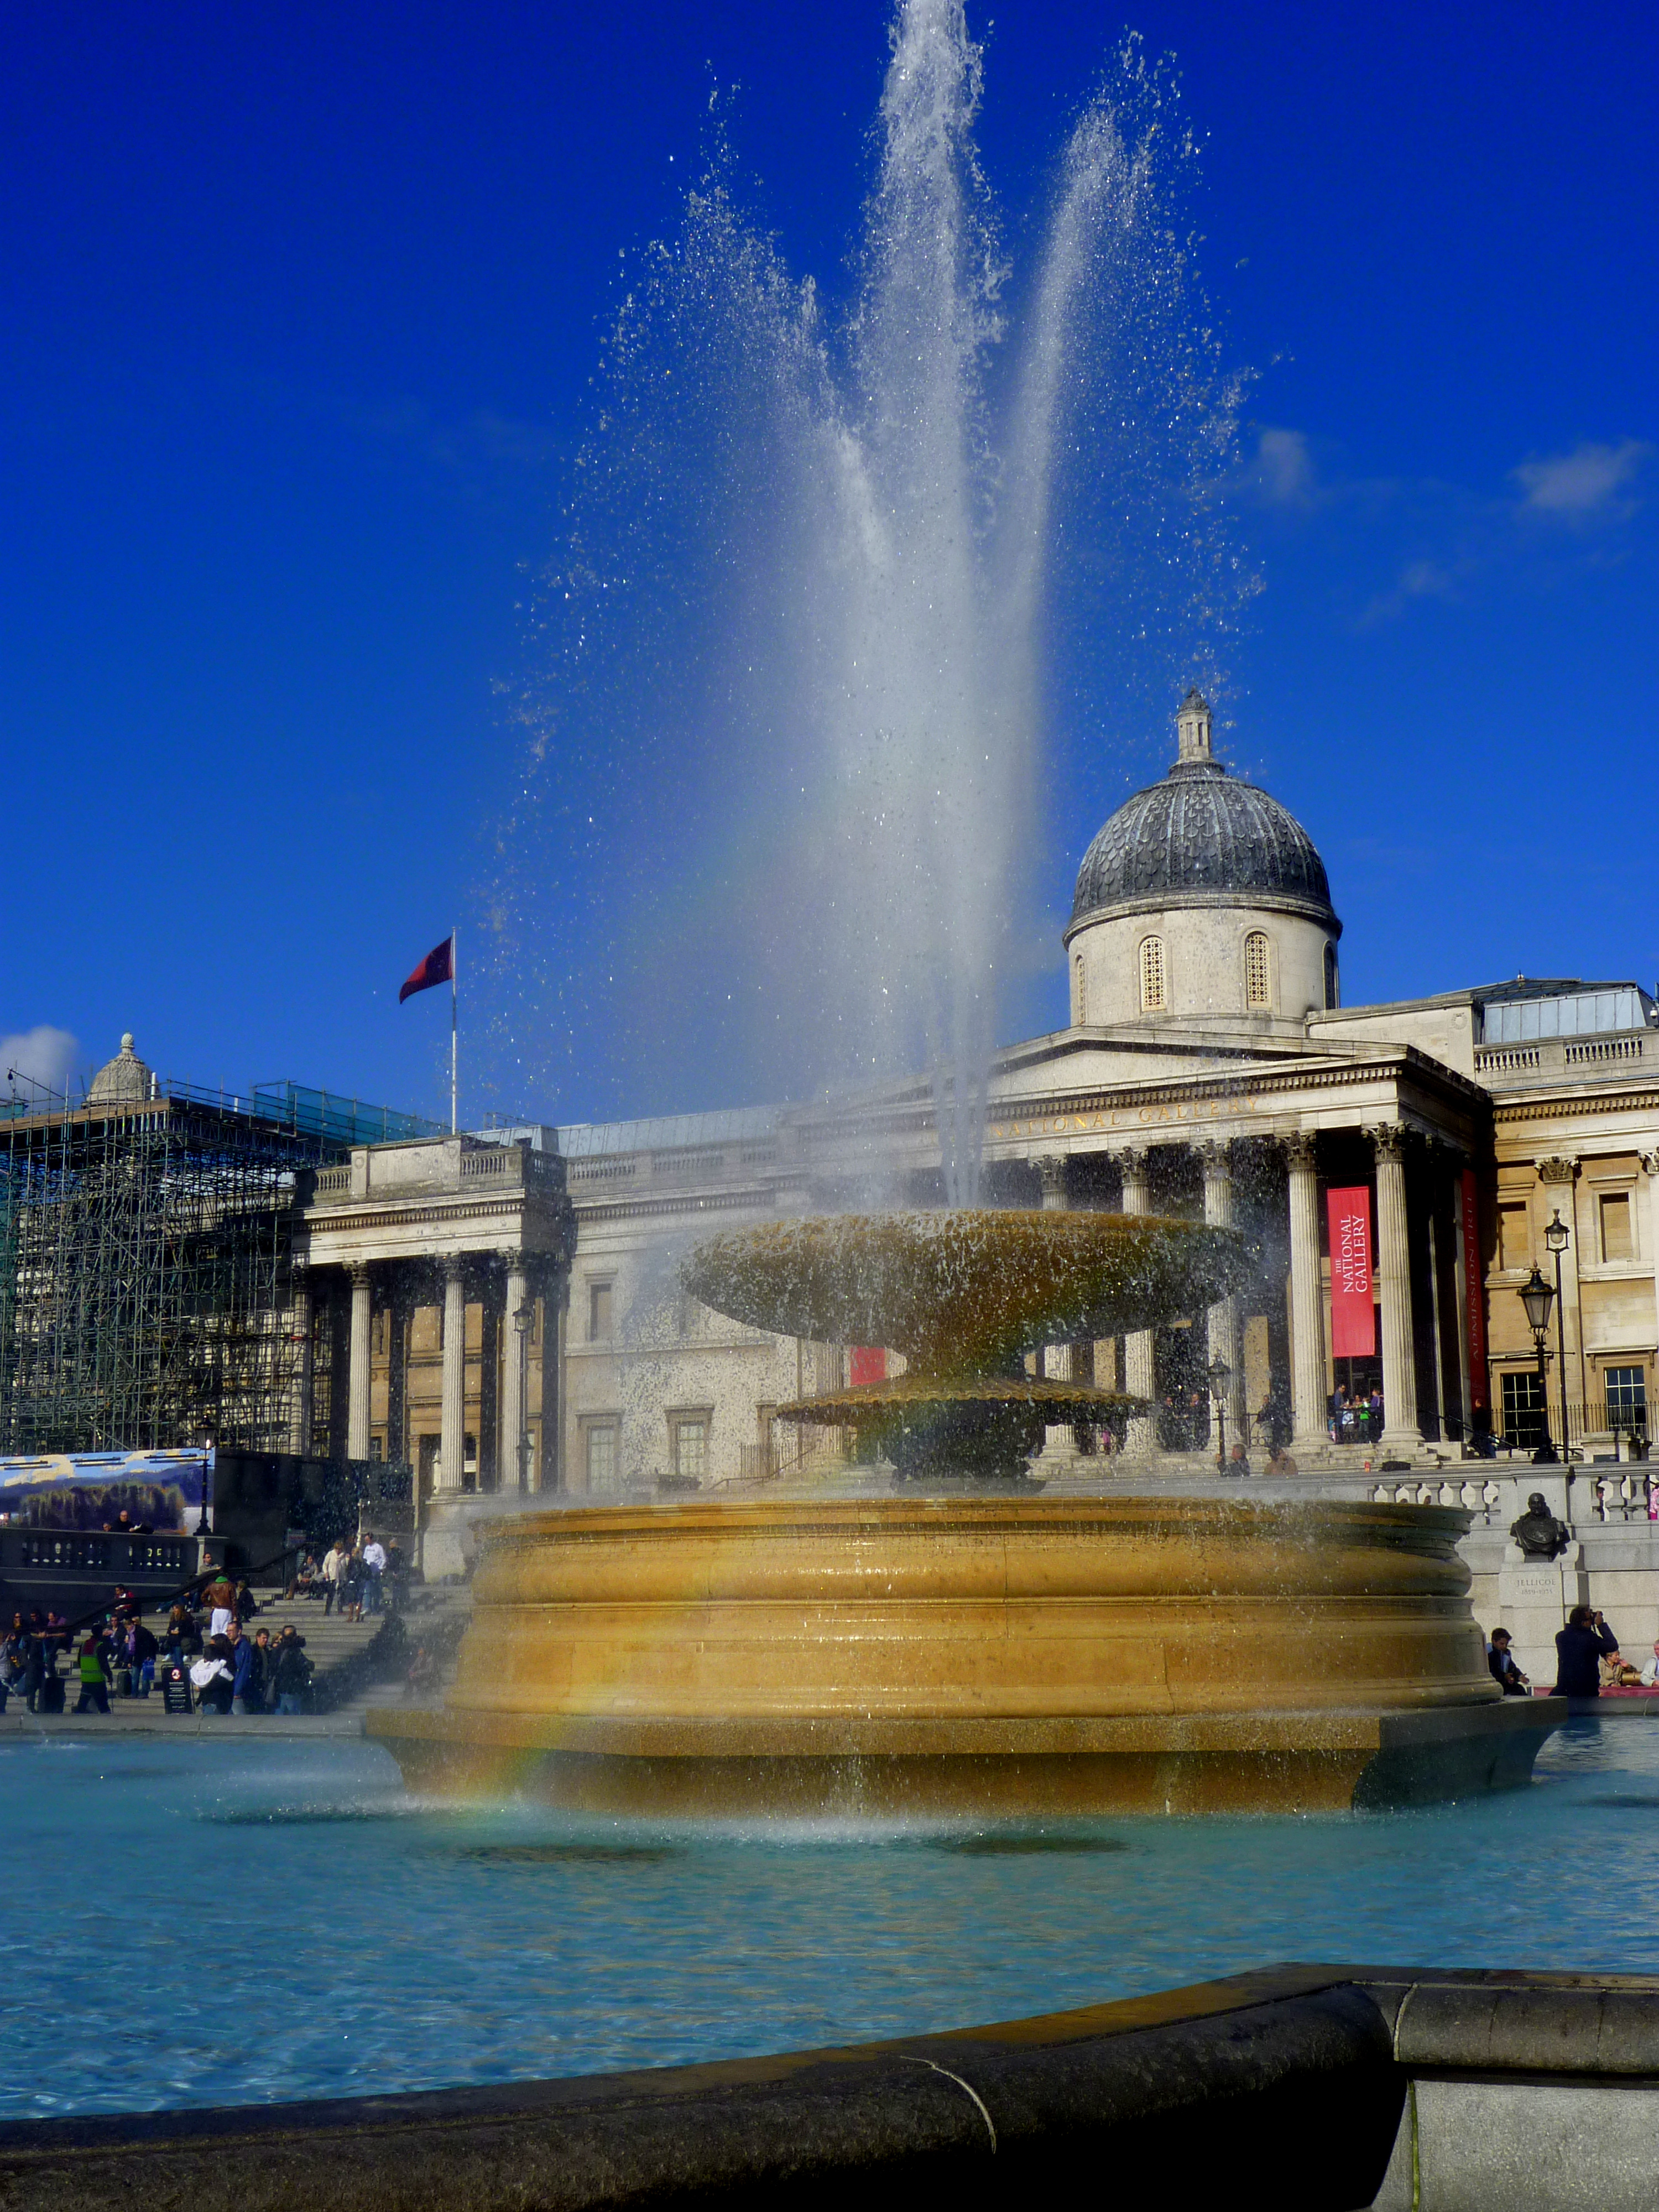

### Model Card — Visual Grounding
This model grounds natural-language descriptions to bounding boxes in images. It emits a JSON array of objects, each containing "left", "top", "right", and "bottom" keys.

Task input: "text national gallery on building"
[{"left": 9, "top": 692, "right": 1659, "bottom": 1573}]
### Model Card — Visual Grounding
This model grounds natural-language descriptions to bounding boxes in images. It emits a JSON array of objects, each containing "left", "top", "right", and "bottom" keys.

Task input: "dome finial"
[{"left": 1176, "top": 689, "right": 1213, "bottom": 765}]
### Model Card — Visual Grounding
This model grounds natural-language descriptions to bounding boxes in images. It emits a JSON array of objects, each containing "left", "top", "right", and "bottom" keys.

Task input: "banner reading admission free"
[{"left": 1327, "top": 1186, "right": 1376, "bottom": 1359}]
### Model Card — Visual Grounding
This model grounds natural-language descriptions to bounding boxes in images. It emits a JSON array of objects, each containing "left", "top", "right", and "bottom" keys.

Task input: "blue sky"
[{"left": 3, "top": 1, "right": 1655, "bottom": 1125}]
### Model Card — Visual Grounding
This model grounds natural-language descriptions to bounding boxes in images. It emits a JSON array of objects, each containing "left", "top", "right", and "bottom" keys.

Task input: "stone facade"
[{"left": 291, "top": 701, "right": 1659, "bottom": 1651}]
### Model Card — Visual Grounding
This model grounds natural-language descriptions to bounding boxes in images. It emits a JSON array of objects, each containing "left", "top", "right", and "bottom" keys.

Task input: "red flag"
[{"left": 399, "top": 935, "right": 453, "bottom": 1003}]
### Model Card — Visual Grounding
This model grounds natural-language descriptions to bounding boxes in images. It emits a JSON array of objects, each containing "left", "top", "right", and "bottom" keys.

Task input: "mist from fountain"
[{"left": 484, "top": 3, "right": 1250, "bottom": 1181}]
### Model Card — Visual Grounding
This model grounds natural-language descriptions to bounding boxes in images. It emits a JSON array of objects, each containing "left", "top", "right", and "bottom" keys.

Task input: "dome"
[
  {"left": 1070, "top": 710, "right": 1339, "bottom": 937},
  {"left": 87, "top": 1032, "right": 153, "bottom": 1105}
]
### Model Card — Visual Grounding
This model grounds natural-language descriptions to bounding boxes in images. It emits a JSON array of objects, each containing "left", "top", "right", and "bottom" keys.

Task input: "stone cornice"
[
  {"left": 573, "top": 1185, "right": 783, "bottom": 1227},
  {"left": 301, "top": 1194, "right": 564, "bottom": 1236},
  {"left": 1063, "top": 885, "right": 1341, "bottom": 943},
  {"left": 982, "top": 1045, "right": 1486, "bottom": 1142},
  {"left": 1495, "top": 1086, "right": 1659, "bottom": 1126}
]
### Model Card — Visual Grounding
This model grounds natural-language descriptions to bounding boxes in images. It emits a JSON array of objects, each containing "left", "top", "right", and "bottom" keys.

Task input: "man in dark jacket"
[
  {"left": 1553, "top": 1605, "right": 1619, "bottom": 1697},
  {"left": 272, "top": 1628, "right": 313, "bottom": 1716},
  {"left": 228, "top": 1621, "right": 264, "bottom": 1715}
]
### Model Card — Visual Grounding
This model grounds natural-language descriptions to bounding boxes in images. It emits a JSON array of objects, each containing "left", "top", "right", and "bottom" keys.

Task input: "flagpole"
[{"left": 450, "top": 926, "right": 458, "bottom": 1136}]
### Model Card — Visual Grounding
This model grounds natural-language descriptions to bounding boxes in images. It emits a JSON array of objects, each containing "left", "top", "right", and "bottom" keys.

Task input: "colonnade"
[
  {"left": 289, "top": 1251, "right": 564, "bottom": 1493},
  {"left": 1036, "top": 1122, "right": 1469, "bottom": 1459}
]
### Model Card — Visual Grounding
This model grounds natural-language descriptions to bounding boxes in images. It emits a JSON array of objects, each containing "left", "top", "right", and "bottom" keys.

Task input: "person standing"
[
  {"left": 74, "top": 1626, "right": 114, "bottom": 1714},
  {"left": 362, "top": 1531, "right": 387, "bottom": 1617},
  {"left": 228, "top": 1621, "right": 263, "bottom": 1716},
  {"left": 321, "top": 1540, "right": 346, "bottom": 1617},
  {"left": 342, "top": 1540, "right": 365, "bottom": 1624},
  {"left": 127, "top": 1616, "right": 158, "bottom": 1698},
  {"left": 201, "top": 1568, "right": 236, "bottom": 1641},
  {"left": 271, "top": 1627, "right": 312, "bottom": 1716},
  {"left": 1552, "top": 1604, "right": 1619, "bottom": 1697}
]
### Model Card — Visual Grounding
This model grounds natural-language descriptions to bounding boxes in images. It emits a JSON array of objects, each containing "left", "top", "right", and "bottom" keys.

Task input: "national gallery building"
[{"left": 283, "top": 690, "right": 1659, "bottom": 1558}]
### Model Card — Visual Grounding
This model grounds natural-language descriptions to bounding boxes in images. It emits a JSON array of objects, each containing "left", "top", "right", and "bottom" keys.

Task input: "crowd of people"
[
  {"left": 1328, "top": 1384, "right": 1384, "bottom": 1445},
  {"left": 1487, "top": 1609, "right": 1659, "bottom": 1700},
  {"left": 0, "top": 1530, "right": 399, "bottom": 1718},
  {"left": 283, "top": 1531, "right": 399, "bottom": 1620}
]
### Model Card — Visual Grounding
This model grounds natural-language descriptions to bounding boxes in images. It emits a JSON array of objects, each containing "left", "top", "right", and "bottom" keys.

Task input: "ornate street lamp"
[
  {"left": 1519, "top": 1265, "right": 1557, "bottom": 1462},
  {"left": 513, "top": 1302, "right": 534, "bottom": 1495},
  {"left": 1208, "top": 1354, "right": 1233, "bottom": 1474},
  {"left": 1543, "top": 1209, "right": 1572, "bottom": 1462}
]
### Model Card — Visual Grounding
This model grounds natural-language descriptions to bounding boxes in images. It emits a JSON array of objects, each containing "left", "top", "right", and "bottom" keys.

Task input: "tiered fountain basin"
[{"left": 370, "top": 1492, "right": 1556, "bottom": 1815}]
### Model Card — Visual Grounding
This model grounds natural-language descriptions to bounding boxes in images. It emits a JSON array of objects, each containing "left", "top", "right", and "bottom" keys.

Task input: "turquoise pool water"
[{"left": 9, "top": 1717, "right": 1659, "bottom": 2120}]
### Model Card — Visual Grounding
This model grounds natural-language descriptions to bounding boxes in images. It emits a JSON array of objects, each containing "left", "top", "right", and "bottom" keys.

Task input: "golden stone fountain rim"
[{"left": 476, "top": 1493, "right": 1477, "bottom": 1543}]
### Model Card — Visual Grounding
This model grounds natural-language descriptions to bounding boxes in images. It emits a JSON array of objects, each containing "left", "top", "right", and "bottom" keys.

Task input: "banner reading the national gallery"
[{"left": 1326, "top": 1186, "right": 1376, "bottom": 1358}]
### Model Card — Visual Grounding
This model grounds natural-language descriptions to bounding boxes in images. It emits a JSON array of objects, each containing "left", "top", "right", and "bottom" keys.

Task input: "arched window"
[
  {"left": 1323, "top": 942, "right": 1340, "bottom": 1010},
  {"left": 1073, "top": 952, "right": 1087, "bottom": 1025},
  {"left": 1244, "top": 930, "right": 1271, "bottom": 1009},
  {"left": 1139, "top": 935, "right": 1166, "bottom": 1013}
]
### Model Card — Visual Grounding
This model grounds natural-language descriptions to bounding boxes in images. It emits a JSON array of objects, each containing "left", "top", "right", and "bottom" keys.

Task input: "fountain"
[
  {"left": 371, "top": 1207, "right": 1557, "bottom": 1814},
  {"left": 372, "top": 2, "right": 1556, "bottom": 1819}
]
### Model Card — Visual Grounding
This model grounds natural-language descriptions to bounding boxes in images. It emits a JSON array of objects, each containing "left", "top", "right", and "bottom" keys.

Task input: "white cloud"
[
  {"left": 1358, "top": 559, "right": 1458, "bottom": 627},
  {"left": 1514, "top": 439, "right": 1652, "bottom": 518},
  {"left": 1249, "top": 426, "right": 1319, "bottom": 508},
  {"left": 2, "top": 1025, "right": 79, "bottom": 1099}
]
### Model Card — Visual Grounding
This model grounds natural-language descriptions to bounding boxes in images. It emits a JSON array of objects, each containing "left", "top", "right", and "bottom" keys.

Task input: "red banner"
[
  {"left": 1327, "top": 1186, "right": 1376, "bottom": 1358},
  {"left": 849, "top": 1347, "right": 886, "bottom": 1385},
  {"left": 1462, "top": 1167, "right": 1488, "bottom": 1409}
]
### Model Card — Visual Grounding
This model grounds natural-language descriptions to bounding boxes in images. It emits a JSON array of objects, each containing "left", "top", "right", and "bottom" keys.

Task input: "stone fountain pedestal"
[{"left": 369, "top": 1495, "right": 1560, "bottom": 1816}]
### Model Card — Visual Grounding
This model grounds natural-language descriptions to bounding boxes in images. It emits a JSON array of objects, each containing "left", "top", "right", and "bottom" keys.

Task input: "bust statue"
[{"left": 1510, "top": 1490, "right": 1571, "bottom": 1561}]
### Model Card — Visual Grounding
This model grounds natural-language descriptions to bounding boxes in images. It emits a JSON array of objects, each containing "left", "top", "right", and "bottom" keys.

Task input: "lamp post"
[
  {"left": 1544, "top": 1208, "right": 1572, "bottom": 1463},
  {"left": 513, "top": 1303, "right": 533, "bottom": 1495},
  {"left": 1519, "top": 1265, "right": 1557, "bottom": 1463},
  {"left": 1208, "top": 1354, "right": 1233, "bottom": 1474}
]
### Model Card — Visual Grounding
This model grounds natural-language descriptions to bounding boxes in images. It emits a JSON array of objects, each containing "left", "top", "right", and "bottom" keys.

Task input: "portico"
[{"left": 296, "top": 1135, "right": 575, "bottom": 1573}]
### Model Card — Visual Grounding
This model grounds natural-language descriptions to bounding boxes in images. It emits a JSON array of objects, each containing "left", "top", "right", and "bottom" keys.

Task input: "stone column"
[
  {"left": 289, "top": 1262, "right": 313, "bottom": 1458},
  {"left": 1035, "top": 1155, "right": 1071, "bottom": 1386},
  {"left": 1449, "top": 1159, "right": 1473, "bottom": 1446},
  {"left": 1119, "top": 1147, "right": 1157, "bottom": 1455},
  {"left": 1286, "top": 1133, "right": 1328, "bottom": 1458},
  {"left": 547, "top": 1274, "right": 570, "bottom": 1492},
  {"left": 386, "top": 1277, "right": 409, "bottom": 1467},
  {"left": 1537, "top": 1156, "right": 1580, "bottom": 1451},
  {"left": 1644, "top": 1154, "right": 1659, "bottom": 1408},
  {"left": 1370, "top": 1125, "right": 1422, "bottom": 1457},
  {"left": 439, "top": 1255, "right": 467, "bottom": 1493},
  {"left": 1199, "top": 1141, "right": 1245, "bottom": 1452},
  {"left": 347, "top": 1263, "right": 373, "bottom": 1463},
  {"left": 479, "top": 1292, "right": 500, "bottom": 1492},
  {"left": 502, "top": 1261, "right": 530, "bottom": 1494}
]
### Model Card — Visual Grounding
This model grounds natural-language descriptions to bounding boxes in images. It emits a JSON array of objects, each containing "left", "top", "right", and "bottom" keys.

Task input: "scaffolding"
[{"left": 0, "top": 1073, "right": 442, "bottom": 1455}]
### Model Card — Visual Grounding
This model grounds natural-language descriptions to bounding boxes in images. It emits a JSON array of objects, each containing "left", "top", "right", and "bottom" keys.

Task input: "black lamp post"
[
  {"left": 1208, "top": 1355, "right": 1233, "bottom": 1474},
  {"left": 513, "top": 1303, "right": 534, "bottom": 1495},
  {"left": 1544, "top": 1208, "right": 1572, "bottom": 1462},
  {"left": 1519, "top": 1265, "right": 1558, "bottom": 1462}
]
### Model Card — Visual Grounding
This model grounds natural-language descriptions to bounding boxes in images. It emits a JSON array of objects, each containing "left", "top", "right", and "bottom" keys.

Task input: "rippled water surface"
[{"left": 10, "top": 1718, "right": 1659, "bottom": 2119}]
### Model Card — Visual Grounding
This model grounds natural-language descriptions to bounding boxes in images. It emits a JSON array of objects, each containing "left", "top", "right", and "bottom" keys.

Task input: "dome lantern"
[
  {"left": 87, "top": 1032, "right": 154, "bottom": 1106},
  {"left": 1176, "top": 688, "right": 1213, "bottom": 765}
]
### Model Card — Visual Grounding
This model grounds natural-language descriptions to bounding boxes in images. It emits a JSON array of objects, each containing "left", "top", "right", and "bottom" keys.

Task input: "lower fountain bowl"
[{"left": 369, "top": 1495, "right": 1559, "bottom": 1815}]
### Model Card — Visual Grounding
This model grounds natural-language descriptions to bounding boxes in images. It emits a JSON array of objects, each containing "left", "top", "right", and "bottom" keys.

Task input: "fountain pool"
[{"left": 10, "top": 1718, "right": 1659, "bottom": 2122}]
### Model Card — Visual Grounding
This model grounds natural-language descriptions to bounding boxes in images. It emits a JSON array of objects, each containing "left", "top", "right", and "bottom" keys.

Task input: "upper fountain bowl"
[{"left": 680, "top": 1208, "right": 1249, "bottom": 1375}]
